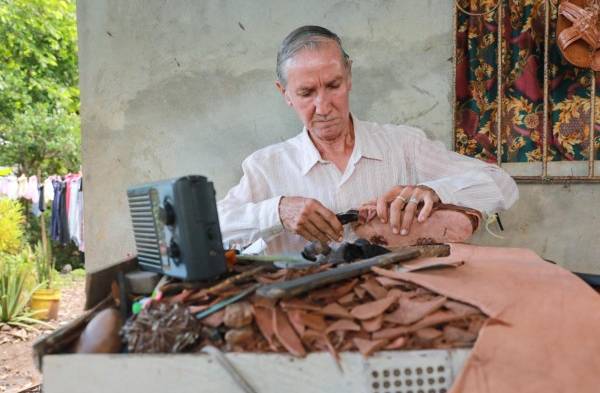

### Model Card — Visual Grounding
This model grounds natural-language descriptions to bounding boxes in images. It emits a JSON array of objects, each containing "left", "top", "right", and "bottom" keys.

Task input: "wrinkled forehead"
[{"left": 287, "top": 48, "right": 344, "bottom": 70}]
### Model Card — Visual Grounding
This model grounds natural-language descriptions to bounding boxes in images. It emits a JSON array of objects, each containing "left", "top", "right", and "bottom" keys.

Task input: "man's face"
[{"left": 276, "top": 41, "right": 352, "bottom": 141}]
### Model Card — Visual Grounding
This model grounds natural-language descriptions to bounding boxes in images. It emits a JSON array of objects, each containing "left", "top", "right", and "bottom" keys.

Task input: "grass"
[{"left": 53, "top": 268, "right": 85, "bottom": 289}]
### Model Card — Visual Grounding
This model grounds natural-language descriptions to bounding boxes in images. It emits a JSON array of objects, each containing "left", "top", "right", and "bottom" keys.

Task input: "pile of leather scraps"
[{"left": 122, "top": 262, "right": 486, "bottom": 359}]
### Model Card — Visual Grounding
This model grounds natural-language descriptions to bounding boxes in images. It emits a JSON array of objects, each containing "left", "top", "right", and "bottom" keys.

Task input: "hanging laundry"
[
  {"left": 0, "top": 175, "right": 18, "bottom": 199},
  {"left": 16, "top": 174, "right": 28, "bottom": 198},
  {"left": 43, "top": 176, "right": 55, "bottom": 204},
  {"left": 68, "top": 175, "right": 83, "bottom": 246},
  {"left": 26, "top": 176, "right": 39, "bottom": 203},
  {"left": 38, "top": 184, "right": 45, "bottom": 212},
  {"left": 31, "top": 197, "right": 42, "bottom": 218},
  {"left": 59, "top": 180, "right": 70, "bottom": 245},
  {"left": 77, "top": 179, "right": 84, "bottom": 252},
  {"left": 0, "top": 171, "right": 85, "bottom": 249},
  {"left": 64, "top": 173, "right": 76, "bottom": 213},
  {"left": 50, "top": 179, "right": 71, "bottom": 244}
]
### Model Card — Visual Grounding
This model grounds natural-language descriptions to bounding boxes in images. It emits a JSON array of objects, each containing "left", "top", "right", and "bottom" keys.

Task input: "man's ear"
[
  {"left": 275, "top": 80, "right": 293, "bottom": 107},
  {"left": 346, "top": 60, "right": 353, "bottom": 91}
]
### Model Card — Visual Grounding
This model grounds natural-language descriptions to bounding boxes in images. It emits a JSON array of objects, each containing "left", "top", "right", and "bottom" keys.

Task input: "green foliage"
[
  {"left": 0, "top": 0, "right": 82, "bottom": 274},
  {"left": 53, "top": 267, "right": 85, "bottom": 289},
  {"left": 0, "top": 198, "right": 25, "bottom": 254},
  {"left": 0, "top": 252, "right": 45, "bottom": 329},
  {"left": 70, "top": 267, "right": 85, "bottom": 279},
  {"left": 24, "top": 208, "right": 83, "bottom": 271},
  {"left": 0, "top": 0, "right": 80, "bottom": 176},
  {"left": 1, "top": 103, "right": 80, "bottom": 175},
  {"left": 51, "top": 239, "right": 83, "bottom": 271},
  {"left": 0, "top": 0, "right": 79, "bottom": 119},
  {"left": 29, "top": 242, "right": 54, "bottom": 289}
]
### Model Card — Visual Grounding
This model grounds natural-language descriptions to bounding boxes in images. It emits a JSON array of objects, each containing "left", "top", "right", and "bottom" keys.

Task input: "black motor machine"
[{"left": 126, "top": 175, "right": 227, "bottom": 281}]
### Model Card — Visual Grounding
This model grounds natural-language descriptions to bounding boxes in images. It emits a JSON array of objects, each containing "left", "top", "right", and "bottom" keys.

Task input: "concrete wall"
[{"left": 78, "top": 0, "right": 600, "bottom": 274}]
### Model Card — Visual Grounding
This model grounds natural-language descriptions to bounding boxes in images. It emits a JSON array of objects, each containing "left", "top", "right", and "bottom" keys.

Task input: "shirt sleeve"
[
  {"left": 411, "top": 129, "right": 519, "bottom": 214},
  {"left": 217, "top": 156, "right": 284, "bottom": 248}
]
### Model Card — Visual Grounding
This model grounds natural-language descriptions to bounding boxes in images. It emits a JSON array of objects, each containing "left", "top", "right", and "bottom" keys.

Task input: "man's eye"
[
  {"left": 298, "top": 91, "right": 312, "bottom": 97},
  {"left": 328, "top": 83, "right": 340, "bottom": 89}
]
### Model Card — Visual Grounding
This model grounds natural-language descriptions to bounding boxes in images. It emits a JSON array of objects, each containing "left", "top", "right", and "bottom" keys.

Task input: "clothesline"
[{"left": 0, "top": 173, "right": 84, "bottom": 252}]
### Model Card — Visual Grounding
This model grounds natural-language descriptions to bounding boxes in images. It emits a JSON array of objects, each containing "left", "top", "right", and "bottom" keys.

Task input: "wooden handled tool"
[{"left": 256, "top": 244, "right": 450, "bottom": 300}]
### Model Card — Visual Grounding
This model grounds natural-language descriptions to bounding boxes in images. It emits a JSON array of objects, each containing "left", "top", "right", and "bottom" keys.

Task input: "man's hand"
[
  {"left": 372, "top": 185, "right": 440, "bottom": 235},
  {"left": 279, "top": 196, "right": 344, "bottom": 243}
]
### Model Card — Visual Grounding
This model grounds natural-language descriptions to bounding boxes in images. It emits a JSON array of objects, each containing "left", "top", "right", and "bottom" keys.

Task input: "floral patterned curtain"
[{"left": 455, "top": 0, "right": 600, "bottom": 163}]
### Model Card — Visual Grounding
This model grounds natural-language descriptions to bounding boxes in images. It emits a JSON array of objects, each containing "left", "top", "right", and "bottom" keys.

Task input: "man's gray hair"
[{"left": 276, "top": 25, "right": 351, "bottom": 87}]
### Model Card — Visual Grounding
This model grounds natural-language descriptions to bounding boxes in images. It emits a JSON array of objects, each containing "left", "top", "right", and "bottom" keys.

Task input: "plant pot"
[{"left": 30, "top": 288, "right": 61, "bottom": 320}]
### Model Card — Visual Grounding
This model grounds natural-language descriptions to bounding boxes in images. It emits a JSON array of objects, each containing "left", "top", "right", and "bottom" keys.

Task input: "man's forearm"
[
  {"left": 419, "top": 165, "right": 518, "bottom": 214},
  {"left": 217, "top": 195, "right": 283, "bottom": 248}
]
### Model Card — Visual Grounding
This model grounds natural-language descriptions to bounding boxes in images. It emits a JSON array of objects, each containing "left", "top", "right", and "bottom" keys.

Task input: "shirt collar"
[
  {"left": 299, "top": 114, "right": 384, "bottom": 175},
  {"left": 299, "top": 126, "right": 323, "bottom": 175},
  {"left": 353, "top": 117, "right": 384, "bottom": 161}
]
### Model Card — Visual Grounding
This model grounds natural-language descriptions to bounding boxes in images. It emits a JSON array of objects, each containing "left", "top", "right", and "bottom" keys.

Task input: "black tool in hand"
[{"left": 336, "top": 209, "right": 359, "bottom": 225}]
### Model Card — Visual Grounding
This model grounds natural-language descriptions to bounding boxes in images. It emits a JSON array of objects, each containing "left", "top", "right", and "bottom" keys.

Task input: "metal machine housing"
[{"left": 127, "top": 175, "right": 226, "bottom": 281}]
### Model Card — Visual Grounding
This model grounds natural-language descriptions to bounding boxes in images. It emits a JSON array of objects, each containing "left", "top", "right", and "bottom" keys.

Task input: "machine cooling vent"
[{"left": 128, "top": 192, "right": 162, "bottom": 271}]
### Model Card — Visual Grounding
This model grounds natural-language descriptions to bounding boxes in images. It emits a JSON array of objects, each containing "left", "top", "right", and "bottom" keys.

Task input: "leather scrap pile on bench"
[
  {"left": 121, "top": 251, "right": 486, "bottom": 358},
  {"left": 36, "top": 240, "right": 600, "bottom": 393},
  {"left": 119, "top": 243, "right": 600, "bottom": 392}
]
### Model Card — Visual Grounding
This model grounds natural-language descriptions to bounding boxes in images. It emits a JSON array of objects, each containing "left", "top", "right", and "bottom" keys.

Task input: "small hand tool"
[
  {"left": 225, "top": 249, "right": 309, "bottom": 266},
  {"left": 195, "top": 283, "right": 260, "bottom": 320},
  {"left": 336, "top": 209, "right": 360, "bottom": 225}
]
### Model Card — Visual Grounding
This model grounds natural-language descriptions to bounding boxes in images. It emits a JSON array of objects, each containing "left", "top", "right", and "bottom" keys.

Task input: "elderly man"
[{"left": 218, "top": 25, "right": 518, "bottom": 252}]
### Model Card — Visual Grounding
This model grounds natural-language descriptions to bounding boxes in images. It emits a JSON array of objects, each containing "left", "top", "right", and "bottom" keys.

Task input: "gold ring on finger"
[{"left": 395, "top": 195, "right": 408, "bottom": 203}]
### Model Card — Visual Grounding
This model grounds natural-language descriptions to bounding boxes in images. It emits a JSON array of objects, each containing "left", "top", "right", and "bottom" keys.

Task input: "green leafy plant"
[
  {"left": 0, "top": 198, "right": 25, "bottom": 254},
  {"left": 0, "top": 0, "right": 82, "bottom": 271},
  {"left": 0, "top": 0, "right": 81, "bottom": 177},
  {"left": 24, "top": 209, "right": 84, "bottom": 271},
  {"left": 0, "top": 252, "right": 46, "bottom": 329},
  {"left": 32, "top": 242, "right": 55, "bottom": 289},
  {"left": 1, "top": 103, "right": 80, "bottom": 176}
]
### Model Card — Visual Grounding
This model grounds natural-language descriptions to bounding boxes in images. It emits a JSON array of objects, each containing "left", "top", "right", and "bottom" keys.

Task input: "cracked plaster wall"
[{"left": 78, "top": 0, "right": 599, "bottom": 274}]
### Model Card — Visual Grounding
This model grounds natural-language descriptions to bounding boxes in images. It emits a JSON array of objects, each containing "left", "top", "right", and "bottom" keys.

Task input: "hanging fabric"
[
  {"left": 38, "top": 183, "right": 45, "bottom": 212},
  {"left": 16, "top": 174, "right": 27, "bottom": 198},
  {"left": 43, "top": 176, "right": 56, "bottom": 204},
  {"left": 25, "top": 176, "right": 39, "bottom": 203},
  {"left": 1, "top": 172, "right": 85, "bottom": 248},
  {"left": 50, "top": 179, "right": 63, "bottom": 242},
  {"left": 0, "top": 175, "right": 18, "bottom": 199},
  {"left": 77, "top": 178, "right": 84, "bottom": 252},
  {"left": 454, "top": 0, "right": 600, "bottom": 163},
  {"left": 67, "top": 175, "right": 83, "bottom": 247}
]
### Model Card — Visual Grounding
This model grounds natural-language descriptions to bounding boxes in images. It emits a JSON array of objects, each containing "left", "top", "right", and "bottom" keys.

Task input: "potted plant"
[
  {"left": 29, "top": 243, "right": 60, "bottom": 320},
  {"left": 0, "top": 252, "right": 46, "bottom": 329}
]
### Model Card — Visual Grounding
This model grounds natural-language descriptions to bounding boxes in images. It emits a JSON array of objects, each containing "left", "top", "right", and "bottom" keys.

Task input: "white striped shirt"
[{"left": 217, "top": 117, "right": 518, "bottom": 252}]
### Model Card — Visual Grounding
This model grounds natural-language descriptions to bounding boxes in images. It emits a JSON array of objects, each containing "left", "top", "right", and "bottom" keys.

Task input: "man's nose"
[{"left": 314, "top": 92, "right": 332, "bottom": 115}]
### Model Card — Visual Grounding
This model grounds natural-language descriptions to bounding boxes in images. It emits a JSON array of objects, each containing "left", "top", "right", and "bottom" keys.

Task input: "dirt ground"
[{"left": 0, "top": 278, "right": 85, "bottom": 393}]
